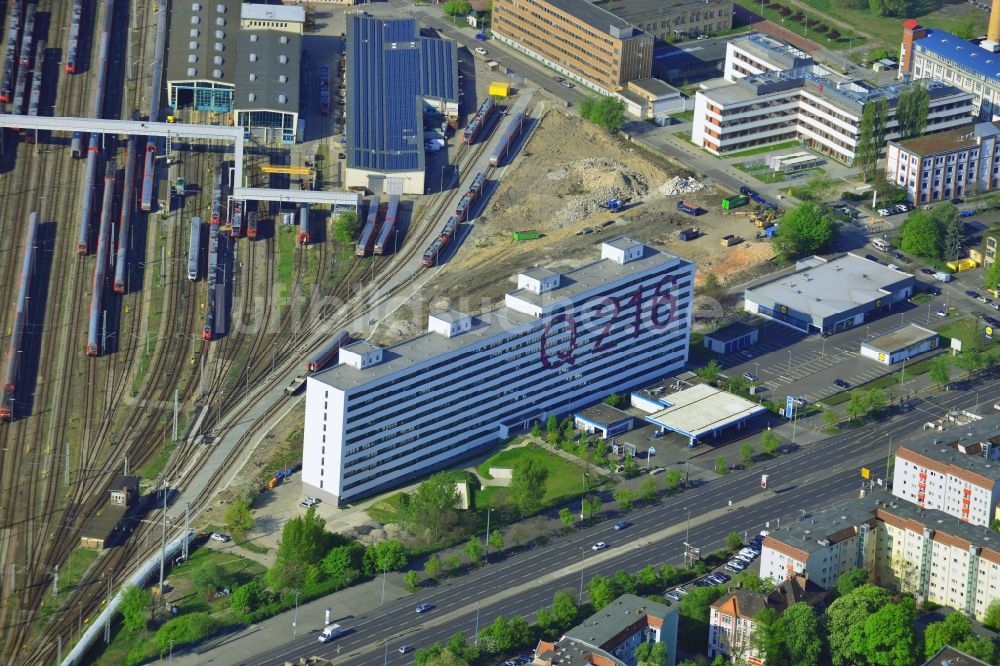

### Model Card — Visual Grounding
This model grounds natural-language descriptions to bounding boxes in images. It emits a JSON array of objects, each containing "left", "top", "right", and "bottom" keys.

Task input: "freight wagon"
[
  {"left": 114, "top": 137, "right": 140, "bottom": 294},
  {"left": 455, "top": 194, "right": 473, "bottom": 223},
  {"left": 0, "top": 212, "right": 38, "bottom": 421},
  {"left": 462, "top": 97, "right": 496, "bottom": 144},
  {"left": 297, "top": 204, "right": 311, "bottom": 245},
  {"left": 247, "top": 211, "right": 258, "bottom": 239},
  {"left": 231, "top": 201, "right": 243, "bottom": 238},
  {"left": 71, "top": 131, "right": 83, "bottom": 158},
  {"left": 65, "top": 0, "right": 83, "bottom": 73},
  {"left": 86, "top": 160, "right": 118, "bottom": 356},
  {"left": 140, "top": 144, "right": 155, "bottom": 212},
  {"left": 467, "top": 172, "right": 486, "bottom": 200},
  {"left": 0, "top": 0, "right": 22, "bottom": 103}
]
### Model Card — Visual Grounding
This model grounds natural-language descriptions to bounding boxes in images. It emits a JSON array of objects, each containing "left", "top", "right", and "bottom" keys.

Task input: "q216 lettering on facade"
[{"left": 540, "top": 275, "right": 679, "bottom": 369}]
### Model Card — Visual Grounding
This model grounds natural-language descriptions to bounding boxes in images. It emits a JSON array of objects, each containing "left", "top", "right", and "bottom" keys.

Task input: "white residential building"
[
  {"left": 691, "top": 34, "right": 975, "bottom": 163},
  {"left": 891, "top": 419, "right": 1000, "bottom": 526},
  {"left": 302, "top": 238, "right": 695, "bottom": 505}
]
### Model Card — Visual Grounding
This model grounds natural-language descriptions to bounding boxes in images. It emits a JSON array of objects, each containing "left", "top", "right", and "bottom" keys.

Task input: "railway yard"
[{"left": 0, "top": 1, "right": 787, "bottom": 664}]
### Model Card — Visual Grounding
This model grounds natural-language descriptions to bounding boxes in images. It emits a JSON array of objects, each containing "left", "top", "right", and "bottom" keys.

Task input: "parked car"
[
  {"left": 877, "top": 208, "right": 892, "bottom": 217},
  {"left": 474, "top": 47, "right": 488, "bottom": 56},
  {"left": 991, "top": 303, "right": 1000, "bottom": 311},
  {"left": 920, "top": 267, "right": 935, "bottom": 275},
  {"left": 978, "top": 296, "right": 992, "bottom": 303},
  {"left": 561, "top": 80, "right": 575, "bottom": 88},
  {"left": 592, "top": 542, "right": 607, "bottom": 551},
  {"left": 416, "top": 603, "right": 433, "bottom": 613},
  {"left": 834, "top": 378, "right": 851, "bottom": 389},
  {"left": 743, "top": 372, "right": 758, "bottom": 382},
  {"left": 665, "top": 591, "right": 682, "bottom": 601},
  {"left": 673, "top": 586, "right": 689, "bottom": 596},
  {"left": 865, "top": 254, "right": 880, "bottom": 263},
  {"left": 937, "top": 309, "right": 948, "bottom": 317},
  {"left": 613, "top": 521, "right": 630, "bottom": 530},
  {"left": 552, "top": 76, "right": 564, "bottom": 82},
  {"left": 925, "top": 286, "right": 941, "bottom": 295},
  {"left": 966, "top": 290, "right": 981, "bottom": 298},
  {"left": 209, "top": 532, "right": 230, "bottom": 543},
  {"left": 726, "top": 559, "right": 747, "bottom": 571},
  {"left": 712, "top": 572, "right": 732, "bottom": 583},
  {"left": 952, "top": 196, "right": 964, "bottom": 204},
  {"left": 694, "top": 578, "right": 713, "bottom": 587}
]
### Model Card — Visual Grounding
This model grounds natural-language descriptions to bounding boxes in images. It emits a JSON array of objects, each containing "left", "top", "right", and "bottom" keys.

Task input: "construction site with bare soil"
[{"left": 375, "top": 107, "right": 778, "bottom": 345}]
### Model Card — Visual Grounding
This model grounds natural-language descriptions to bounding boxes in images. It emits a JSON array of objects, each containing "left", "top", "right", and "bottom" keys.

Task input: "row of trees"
[
  {"left": 899, "top": 203, "right": 963, "bottom": 262},
  {"left": 748, "top": 579, "right": 1000, "bottom": 666}
]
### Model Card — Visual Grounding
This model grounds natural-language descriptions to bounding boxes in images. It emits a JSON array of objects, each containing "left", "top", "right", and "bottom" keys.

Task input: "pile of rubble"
[
  {"left": 553, "top": 158, "right": 649, "bottom": 226},
  {"left": 659, "top": 176, "right": 705, "bottom": 197}
]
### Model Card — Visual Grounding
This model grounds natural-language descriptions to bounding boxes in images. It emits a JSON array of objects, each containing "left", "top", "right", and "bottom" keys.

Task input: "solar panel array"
[{"left": 347, "top": 15, "right": 458, "bottom": 173}]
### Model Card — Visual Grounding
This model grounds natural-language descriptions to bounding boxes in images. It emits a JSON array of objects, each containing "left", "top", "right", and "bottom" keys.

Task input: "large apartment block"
[
  {"left": 885, "top": 121, "right": 1000, "bottom": 204},
  {"left": 891, "top": 417, "right": 1000, "bottom": 526},
  {"left": 692, "top": 34, "right": 975, "bottom": 162},
  {"left": 302, "top": 238, "right": 694, "bottom": 505},
  {"left": 759, "top": 480, "right": 1000, "bottom": 620},
  {"left": 492, "top": 0, "right": 652, "bottom": 93}
]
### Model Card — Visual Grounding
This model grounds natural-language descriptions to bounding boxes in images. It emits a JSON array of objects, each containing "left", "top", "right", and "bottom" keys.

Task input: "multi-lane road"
[{"left": 234, "top": 382, "right": 997, "bottom": 665}]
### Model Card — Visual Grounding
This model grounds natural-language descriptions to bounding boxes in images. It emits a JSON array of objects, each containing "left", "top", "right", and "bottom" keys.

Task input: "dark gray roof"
[
  {"left": 166, "top": 0, "right": 238, "bottom": 86},
  {"left": 234, "top": 29, "right": 301, "bottom": 113},
  {"left": 550, "top": 0, "right": 635, "bottom": 36},
  {"left": 576, "top": 403, "right": 633, "bottom": 427},
  {"left": 896, "top": 412, "right": 1000, "bottom": 483},
  {"left": 346, "top": 15, "right": 458, "bottom": 173},
  {"left": 922, "top": 645, "right": 991, "bottom": 666},
  {"left": 564, "top": 593, "right": 673, "bottom": 649},
  {"left": 705, "top": 321, "right": 757, "bottom": 344},
  {"left": 592, "top": 0, "right": 721, "bottom": 24}
]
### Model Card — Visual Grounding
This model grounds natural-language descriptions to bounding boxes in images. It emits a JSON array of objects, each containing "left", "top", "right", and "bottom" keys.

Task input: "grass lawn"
[
  {"left": 475, "top": 442, "right": 590, "bottom": 510},
  {"left": 733, "top": 0, "right": 861, "bottom": 49},
  {"left": 935, "top": 317, "right": 997, "bottom": 352},
  {"left": 671, "top": 110, "right": 695, "bottom": 123},
  {"left": 797, "top": 0, "right": 986, "bottom": 50},
  {"left": 911, "top": 293, "right": 933, "bottom": 305},
  {"left": 366, "top": 469, "right": 477, "bottom": 524},
  {"left": 169, "top": 549, "right": 267, "bottom": 613},
  {"left": 721, "top": 140, "right": 802, "bottom": 159}
]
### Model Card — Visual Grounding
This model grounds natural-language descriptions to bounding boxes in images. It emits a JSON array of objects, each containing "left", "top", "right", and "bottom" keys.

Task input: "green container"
[
  {"left": 722, "top": 195, "right": 749, "bottom": 210},
  {"left": 513, "top": 231, "right": 541, "bottom": 241}
]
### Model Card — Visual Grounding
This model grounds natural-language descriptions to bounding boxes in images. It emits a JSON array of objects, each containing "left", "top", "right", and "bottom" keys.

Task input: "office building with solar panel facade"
[
  {"left": 344, "top": 15, "right": 459, "bottom": 195},
  {"left": 300, "top": 238, "right": 695, "bottom": 506}
]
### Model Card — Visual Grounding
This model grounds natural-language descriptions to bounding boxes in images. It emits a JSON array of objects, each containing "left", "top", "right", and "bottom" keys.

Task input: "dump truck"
[
  {"left": 721, "top": 194, "right": 749, "bottom": 210},
  {"left": 677, "top": 200, "right": 702, "bottom": 215}
]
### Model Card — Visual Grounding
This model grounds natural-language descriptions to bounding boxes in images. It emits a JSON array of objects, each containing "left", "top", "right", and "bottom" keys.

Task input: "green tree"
[
  {"left": 835, "top": 567, "right": 869, "bottom": 597},
  {"left": 230, "top": 580, "right": 267, "bottom": 614},
  {"left": 725, "top": 532, "right": 743, "bottom": 552},
  {"left": 579, "top": 96, "right": 626, "bottom": 132},
  {"left": 636, "top": 642, "right": 669, "bottom": 666},
  {"left": 955, "top": 349, "right": 984, "bottom": 380},
  {"left": 771, "top": 201, "right": 838, "bottom": 261},
  {"left": 535, "top": 607, "right": 556, "bottom": 635},
  {"left": 603, "top": 393, "right": 625, "bottom": 408},
  {"left": 760, "top": 430, "right": 780, "bottom": 456},
  {"left": 924, "top": 612, "right": 972, "bottom": 660},
  {"left": 404, "top": 570, "right": 421, "bottom": 592},
  {"left": 679, "top": 585, "right": 726, "bottom": 652},
  {"left": 442, "top": 0, "right": 472, "bottom": 15},
  {"left": 825, "top": 584, "right": 891, "bottom": 666},
  {"left": 664, "top": 468, "right": 683, "bottom": 492},
  {"left": 613, "top": 488, "right": 635, "bottom": 511},
  {"left": 578, "top": 96, "right": 596, "bottom": 122},
  {"left": 559, "top": 507, "right": 575, "bottom": 528},
  {"left": 224, "top": 498, "right": 254, "bottom": 538},
  {"left": 478, "top": 615, "right": 532, "bottom": 655},
  {"left": 463, "top": 536, "right": 485, "bottom": 566},
  {"left": 714, "top": 456, "right": 727, "bottom": 475},
  {"left": 531, "top": 421, "right": 541, "bottom": 438},
  {"left": 869, "top": 0, "right": 909, "bottom": 19},
  {"left": 320, "top": 542, "right": 365, "bottom": 587},
  {"left": 636, "top": 565, "right": 661, "bottom": 595},
  {"left": 588, "top": 574, "right": 617, "bottom": 610},
  {"left": 332, "top": 211, "right": 360, "bottom": 247},
  {"left": 272, "top": 506, "right": 331, "bottom": 579},
  {"left": 488, "top": 528, "right": 504, "bottom": 554},
  {"left": 942, "top": 211, "right": 963, "bottom": 262},
  {"left": 740, "top": 443, "right": 754, "bottom": 467},
  {"left": 582, "top": 495, "right": 602, "bottom": 521},
  {"left": 424, "top": 553, "right": 442, "bottom": 580},
  {"left": 405, "top": 472, "right": 462, "bottom": 542},
  {"left": 857, "top": 596, "right": 918, "bottom": 666},
  {"left": 895, "top": 82, "right": 929, "bottom": 140},
  {"left": 637, "top": 476, "right": 658, "bottom": 503},
  {"left": 900, "top": 210, "right": 944, "bottom": 259},
  {"left": 984, "top": 598, "right": 1000, "bottom": 631},
  {"left": 546, "top": 415, "right": 558, "bottom": 434},
  {"left": 733, "top": 572, "right": 770, "bottom": 593},
  {"left": 364, "top": 540, "right": 408, "bottom": 576},
  {"left": 985, "top": 260, "right": 1000, "bottom": 292},
  {"left": 622, "top": 454, "right": 640, "bottom": 479},
  {"left": 444, "top": 554, "right": 461, "bottom": 576},
  {"left": 193, "top": 561, "right": 229, "bottom": 593},
  {"left": 777, "top": 603, "right": 823, "bottom": 666},
  {"left": 865, "top": 387, "right": 886, "bottom": 415},
  {"left": 856, "top": 96, "right": 889, "bottom": 180},
  {"left": 510, "top": 458, "right": 549, "bottom": 515},
  {"left": 929, "top": 356, "right": 951, "bottom": 390},
  {"left": 552, "top": 590, "right": 579, "bottom": 630},
  {"left": 696, "top": 359, "right": 720, "bottom": 383},
  {"left": 700, "top": 271, "right": 723, "bottom": 298},
  {"left": 845, "top": 391, "right": 868, "bottom": 422},
  {"left": 955, "top": 636, "right": 997, "bottom": 663},
  {"left": 121, "top": 585, "right": 150, "bottom": 633}
]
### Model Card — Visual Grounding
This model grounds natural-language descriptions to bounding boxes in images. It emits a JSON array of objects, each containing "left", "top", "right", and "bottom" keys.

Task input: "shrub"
[
  {"left": 155, "top": 612, "right": 220, "bottom": 652},
  {"left": 779, "top": 6, "right": 791, "bottom": 16},
  {"left": 827, "top": 29, "right": 841, "bottom": 40},
  {"left": 814, "top": 24, "right": 828, "bottom": 33}
]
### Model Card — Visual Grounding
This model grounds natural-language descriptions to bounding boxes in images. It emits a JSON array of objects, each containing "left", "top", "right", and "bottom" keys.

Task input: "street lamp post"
[
  {"left": 484, "top": 507, "right": 495, "bottom": 563},
  {"left": 579, "top": 548, "right": 586, "bottom": 602},
  {"left": 293, "top": 591, "right": 300, "bottom": 637},
  {"left": 683, "top": 507, "right": 691, "bottom": 565}
]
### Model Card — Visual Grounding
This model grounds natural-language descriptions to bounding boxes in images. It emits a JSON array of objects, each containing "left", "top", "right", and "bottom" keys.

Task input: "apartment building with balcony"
[
  {"left": 491, "top": 0, "right": 652, "bottom": 93},
  {"left": 691, "top": 35, "right": 975, "bottom": 162},
  {"left": 302, "top": 238, "right": 694, "bottom": 505},
  {"left": 891, "top": 417, "right": 1000, "bottom": 526}
]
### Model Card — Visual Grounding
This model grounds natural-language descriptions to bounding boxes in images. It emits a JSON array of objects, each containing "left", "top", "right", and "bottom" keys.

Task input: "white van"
[
  {"left": 318, "top": 624, "right": 343, "bottom": 643},
  {"left": 871, "top": 238, "right": 891, "bottom": 252}
]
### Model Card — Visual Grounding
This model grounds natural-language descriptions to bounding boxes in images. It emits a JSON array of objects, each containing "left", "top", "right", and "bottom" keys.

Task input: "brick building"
[
  {"left": 491, "top": 0, "right": 653, "bottom": 93},
  {"left": 591, "top": 0, "right": 733, "bottom": 42}
]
